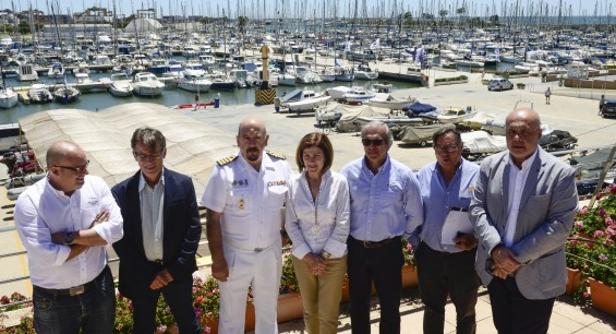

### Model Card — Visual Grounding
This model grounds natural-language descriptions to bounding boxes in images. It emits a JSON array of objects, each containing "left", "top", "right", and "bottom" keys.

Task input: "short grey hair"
[
  {"left": 360, "top": 121, "right": 393, "bottom": 146},
  {"left": 131, "top": 127, "right": 166, "bottom": 152}
]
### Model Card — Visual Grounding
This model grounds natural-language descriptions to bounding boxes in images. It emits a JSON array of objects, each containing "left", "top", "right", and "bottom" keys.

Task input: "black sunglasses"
[
  {"left": 54, "top": 160, "right": 90, "bottom": 174},
  {"left": 362, "top": 138, "right": 385, "bottom": 147}
]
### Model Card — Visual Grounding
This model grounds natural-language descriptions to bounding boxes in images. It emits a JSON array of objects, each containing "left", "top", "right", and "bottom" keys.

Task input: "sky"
[{"left": 0, "top": 0, "right": 608, "bottom": 18}]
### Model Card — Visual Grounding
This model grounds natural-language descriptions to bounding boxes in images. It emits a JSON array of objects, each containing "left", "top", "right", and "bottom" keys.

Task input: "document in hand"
[{"left": 440, "top": 210, "right": 473, "bottom": 246}]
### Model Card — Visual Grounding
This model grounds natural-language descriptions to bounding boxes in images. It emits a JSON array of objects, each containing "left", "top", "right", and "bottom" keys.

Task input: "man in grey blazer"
[{"left": 470, "top": 108, "right": 578, "bottom": 334}]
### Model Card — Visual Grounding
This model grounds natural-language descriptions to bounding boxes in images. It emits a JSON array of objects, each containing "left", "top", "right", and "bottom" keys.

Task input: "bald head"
[
  {"left": 505, "top": 108, "right": 542, "bottom": 167},
  {"left": 238, "top": 118, "right": 267, "bottom": 136},
  {"left": 506, "top": 108, "right": 541, "bottom": 131},
  {"left": 46, "top": 141, "right": 86, "bottom": 167}
]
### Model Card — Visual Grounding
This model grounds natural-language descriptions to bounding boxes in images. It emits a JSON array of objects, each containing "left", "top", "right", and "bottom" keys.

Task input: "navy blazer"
[{"left": 112, "top": 169, "right": 201, "bottom": 298}]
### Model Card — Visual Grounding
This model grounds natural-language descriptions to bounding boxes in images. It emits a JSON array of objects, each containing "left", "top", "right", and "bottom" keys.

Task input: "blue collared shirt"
[
  {"left": 417, "top": 159, "right": 479, "bottom": 253},
  {"left": 341, "top": 156, "right": 423, "bottom": 242}
]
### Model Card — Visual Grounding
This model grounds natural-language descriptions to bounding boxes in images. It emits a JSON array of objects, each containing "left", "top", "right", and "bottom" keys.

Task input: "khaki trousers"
[{"left": 292, "top": 255, "right": 347, "bottom": 334}]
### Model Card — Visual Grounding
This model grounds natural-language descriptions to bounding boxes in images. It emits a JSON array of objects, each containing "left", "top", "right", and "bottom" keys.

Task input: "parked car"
[
  {"left": 487, "top": 77, "right": 514, "bottom": 91},
  {"left": 600, "top": 99, "right": 616, "bottom": 118}
]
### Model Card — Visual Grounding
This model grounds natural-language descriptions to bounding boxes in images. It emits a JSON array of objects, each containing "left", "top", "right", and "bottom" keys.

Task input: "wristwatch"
[
  {"left": 321, "top": 251, "right": 332, "bottom": 260},
  {"left": 64, "top": 232, "right": 76, "bottom": 246}
]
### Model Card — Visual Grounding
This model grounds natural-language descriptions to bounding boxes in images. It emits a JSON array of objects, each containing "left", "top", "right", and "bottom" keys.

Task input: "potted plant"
[
  {"left": 401, "top": 238, "right": 418, "bottom": 288},
  {"left": 567, "top": 184, "right": 616, "bottom": 315},
  {"left": 277, "top": 253, "right": 304, "bottom": 323}
]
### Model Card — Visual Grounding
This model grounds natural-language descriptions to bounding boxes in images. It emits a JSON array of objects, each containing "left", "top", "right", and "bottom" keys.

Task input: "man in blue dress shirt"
[
  {"left": 415, "top": 128, "right": 480, "bottom": 334},
  {"left": 341, "top": 121, "right": 423, "bottom": 334}
]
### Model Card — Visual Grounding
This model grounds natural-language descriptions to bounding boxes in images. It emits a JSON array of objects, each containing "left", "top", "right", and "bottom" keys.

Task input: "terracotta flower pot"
[
  {"left": 276, "top": 292, "right": 304, "bottom": 323},
  {"left": 589, "top": 277, "right": 616, "bottom": 316},
  {"left": 341, "top": 277, "right": 350, "bottom": 302},
  {"left": 401, "top": 265, "right": 418, "bottom": 288},
  {"left": 202, "top": 317, "right": 218, "bottom": 334},
  {"left": 565, "top": 267, "right": 583, "bottom": 295}
]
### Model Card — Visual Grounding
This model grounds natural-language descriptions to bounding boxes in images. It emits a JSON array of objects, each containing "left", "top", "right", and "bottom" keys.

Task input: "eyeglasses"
[
  {"left": 133, "top": 152, "right": 163, "bottom": 162},
  {"left": 362, "top": 138, "right": 385, "bottom": 147},
  {"left": 54, "top": 160, "right": 90, "bottom": 174},
  {"left": 434, "top": 144, "right": 461, "bottom": 153}
]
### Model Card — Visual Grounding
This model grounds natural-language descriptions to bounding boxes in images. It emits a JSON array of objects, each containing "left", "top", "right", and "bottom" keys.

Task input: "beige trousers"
[{"left": 292, "top": 255, "right": 347, "bottom": 334}]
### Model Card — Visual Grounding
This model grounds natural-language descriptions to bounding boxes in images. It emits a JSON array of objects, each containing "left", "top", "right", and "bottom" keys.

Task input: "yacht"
[
  {"left": 0, "top": 86, "right": 18, "bottom": 109},
  {"left": 17, "top": 63, "right": 38, "bottom": 82},
  {"left": 178, "top": 72, "right": 212, "bottom": 93},
  {"left": 47, "top": 62, "right": 65, "bottom": 81},
  {"left": 108, "top": 72, "right": 134, "bottom": 97},
  {"left": 133, "top": 72, "right": 165, "bottom": 97}
]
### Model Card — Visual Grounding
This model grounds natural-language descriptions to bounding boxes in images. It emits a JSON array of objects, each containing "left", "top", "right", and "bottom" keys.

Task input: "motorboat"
[
  {"left": 319, "top": 67, "right": 336, "bottom": 82},
  {"left": 283, "top": 91, "right": 331, "bottom": 113},
  {"left": 423, "top": 107, "right": 478, "bottom": 123},
  {"left": 276, "top": 72, "right": 296, "bottom": 86},
  {"left": 47, "top": 62, "right": 65, "bottom": 81},
  {"left": 0, "top": 86, "right": 18, "bottom": 109},
  {"left": 207, "top": 72, "right": 237, "bottom": 91},
  {"left": 343, "top": 87, "right": 376, "bottom": 103},
  {"left": 28, "top": 84, "right": 53, "bottom": 103},
  {"left": 366, "top": 93, "right": 415, "bottom": 110},
  {"left": 334, "top": 66, "right": 354, "bottom": 82},
  {"left": 178, "top": 72, "right": 212, "bottom": 93},
  {"left": 133, "top": 72, "right": 165, "bottom": 97},
  {"left": 108, "top": 72, "right": 134, "bottom": 97},
  {"left": 354, "top": 63, "right": 379, "bottom": 80},
  {"left": 17, "top": 63, "right": 38, "bottom": 82},
  {"left": 53, "top": 85, "right": 80, "bottom": 104}
]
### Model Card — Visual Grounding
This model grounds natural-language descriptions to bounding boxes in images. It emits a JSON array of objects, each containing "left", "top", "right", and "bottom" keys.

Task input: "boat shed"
[{"left": 18, "top": 103, "right": 236, "bottom": 196}]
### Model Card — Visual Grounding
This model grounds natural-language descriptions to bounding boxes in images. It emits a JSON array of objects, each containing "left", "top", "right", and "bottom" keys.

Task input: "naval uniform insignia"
[
  {"left": 216, "top": 155, "right": 238, "bottom": 166},
  {"left": 239, "top": 198, "right": 245, "bottom": 210},
  {"left": 267, "top": 179, "right": 287, "bottom": 187},
  {"left": 266, "top": 150, "right": 287, "bottom": 160}
]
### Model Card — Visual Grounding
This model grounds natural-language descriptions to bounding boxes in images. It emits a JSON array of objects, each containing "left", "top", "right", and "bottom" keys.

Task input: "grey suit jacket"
[{"left": 470, "top": 148, "right": 578, "bottom": 300}]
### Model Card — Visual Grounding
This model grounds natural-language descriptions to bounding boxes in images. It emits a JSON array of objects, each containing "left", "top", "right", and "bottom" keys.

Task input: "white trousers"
[{"left": 218, "top": 243, "right": 282, "bottom": 334}]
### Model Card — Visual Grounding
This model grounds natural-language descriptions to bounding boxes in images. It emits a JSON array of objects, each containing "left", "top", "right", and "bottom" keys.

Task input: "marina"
[{"left": 0, "top": 0, "right": 615, "bottom": 332}]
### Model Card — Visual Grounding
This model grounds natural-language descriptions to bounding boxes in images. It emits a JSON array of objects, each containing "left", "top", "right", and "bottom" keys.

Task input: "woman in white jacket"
[{"left": 285, "top": 132, "right": 350, "bottom": 334}]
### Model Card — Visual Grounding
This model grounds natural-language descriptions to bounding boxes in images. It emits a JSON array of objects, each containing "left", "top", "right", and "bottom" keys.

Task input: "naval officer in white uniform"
[{"left": 203, "top": 118, "right": 293, "bottom": 334}]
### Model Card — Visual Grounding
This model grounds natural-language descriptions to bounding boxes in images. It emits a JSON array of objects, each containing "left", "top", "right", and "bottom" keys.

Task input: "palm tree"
[
  {"left": 439, "top": 9, "right": 448, "bottom": 27},
  {"left": 456, "top": 7, "right": 466, "bottom": 28}
]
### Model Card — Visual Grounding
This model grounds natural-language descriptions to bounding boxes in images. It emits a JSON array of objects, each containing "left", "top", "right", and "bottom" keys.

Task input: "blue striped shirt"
[
  {"left": 416, "top": 159, "right": 479, "bottom": 252},
  {"left": 341, "top": 156, "right": 423, "bottom": 241}
]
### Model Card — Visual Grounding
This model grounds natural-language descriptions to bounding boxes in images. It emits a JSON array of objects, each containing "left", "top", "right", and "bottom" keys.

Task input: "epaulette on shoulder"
[
  {"left": 266, "top": 150, "right": 287, "bottom": 160},
  {"left": 216, "top": 155, "right": 238, "bottom": 166}
]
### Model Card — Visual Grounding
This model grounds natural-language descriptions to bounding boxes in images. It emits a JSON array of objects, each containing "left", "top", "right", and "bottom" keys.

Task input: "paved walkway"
[{"left": 272, "top": 288, "right": 616, "bottom": 334}]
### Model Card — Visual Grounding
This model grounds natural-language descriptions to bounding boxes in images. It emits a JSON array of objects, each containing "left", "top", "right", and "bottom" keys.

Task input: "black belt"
[
  {"left": 34, "top": 266, "right": 109, "bottom": 297},
  {"left": 351, "top": 236, "right": 400, "bottom": 249}
]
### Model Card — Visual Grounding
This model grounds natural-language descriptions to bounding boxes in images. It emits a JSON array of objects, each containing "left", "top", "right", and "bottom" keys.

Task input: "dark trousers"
[
  {"left": 347, "top": 236, "right": 403, "bottom": 334},
  {"left": 32, "top": 266, "right": 115, "bottom": 334},
  {"left": 131, "top": 278, "right": 200, "bottom": 334},
  {"left": 488, "top": 277, "right": 555, "bottom": 334},
  {"left": 416, "top": 242, "right": 480, "bottom": 334}
]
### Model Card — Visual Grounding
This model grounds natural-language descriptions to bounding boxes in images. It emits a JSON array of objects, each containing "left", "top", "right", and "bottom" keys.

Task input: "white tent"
[{"left": 18, "top": 103, "right": 236, "bottom": 196}]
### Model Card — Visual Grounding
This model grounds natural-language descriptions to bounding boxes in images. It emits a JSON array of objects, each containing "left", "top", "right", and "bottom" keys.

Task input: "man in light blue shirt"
[
  {"left": 415, "top": 128, "right": 480, "bottom": 334},
  {"left": 341, "top": 121, "right": 423, "bottom": 334}
]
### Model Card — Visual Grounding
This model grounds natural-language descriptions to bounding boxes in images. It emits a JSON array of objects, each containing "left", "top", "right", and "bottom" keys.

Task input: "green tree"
[
  {"left": 17, "top": 20, "right": 30, "bottom": 35},
  {"left": 403, "top": 11, "right": 413, "bottom": 26},
  {"left": 439, "top": 9, "right": 448, "bottom": 27},
  {"left": 237, "top": 15, "right": 248, "bottom": 35}
]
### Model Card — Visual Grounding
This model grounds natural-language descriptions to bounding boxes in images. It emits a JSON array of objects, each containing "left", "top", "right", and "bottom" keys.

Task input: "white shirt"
[
  {"left": 139, "top": 171, "right": 165, "bottom": 261},
  {"left": 202, "top": 152, "right": 293, "bottom": 250},
  {"left": 285, "top": 170, "right": 350, "bottom": 259},
  {"left": 504, "top": 149, "right": 538, "bottom": 247},
  {"left": 14, "top": 175, "right": 123, "bottom": 289}
]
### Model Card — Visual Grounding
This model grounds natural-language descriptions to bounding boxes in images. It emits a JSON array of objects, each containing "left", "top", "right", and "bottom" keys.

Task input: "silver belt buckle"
[{"left": 69, "top": 285, "right": 85, "bottom": 296}]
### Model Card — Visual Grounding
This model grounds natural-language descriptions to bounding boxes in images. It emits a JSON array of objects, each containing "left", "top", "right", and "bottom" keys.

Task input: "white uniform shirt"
[
  {"left": 504, "top": 150, "right": 538, "bottom": 247},
  {"left": 285, "top": 170, "right": 350, "bottom": 259},
  {"left": 139, "top": 171, "right": 165, "bottom": 261},
  {"left": 14, "top": 175, "right": 123, "bottom": 289},
  {"left": 202, "top": 152, "right": 293, "bottom": 250}
]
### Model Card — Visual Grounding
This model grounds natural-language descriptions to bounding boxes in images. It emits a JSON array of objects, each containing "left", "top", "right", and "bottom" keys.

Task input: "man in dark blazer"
[
  {"left": 470, "top": 108, "right": 578, "bottom": 334},
  {"left": 112, "top": 127, "right": 201, "bottom": 334}
]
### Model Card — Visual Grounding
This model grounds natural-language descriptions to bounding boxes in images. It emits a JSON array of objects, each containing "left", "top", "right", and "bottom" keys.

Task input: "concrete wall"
[{"left": 565, "top": 78, "right": 616, "bottom": 90}]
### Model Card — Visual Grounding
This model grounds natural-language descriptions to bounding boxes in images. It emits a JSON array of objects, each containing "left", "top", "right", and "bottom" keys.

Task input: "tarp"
[
  {"left": 333, "top": 104, "right": 391, "bottom": 133},
  {"left": 461, "top": 130, "right": 507, "bottom": 155},
  {"left": 18, "top": 103, "right": 237, "bottom": 196},
  {"left": 406, "top": 102, "right": 436, "bottom": 114},
  {"left": 399, "top": 123, "right": 455, "bottom": 144}
]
